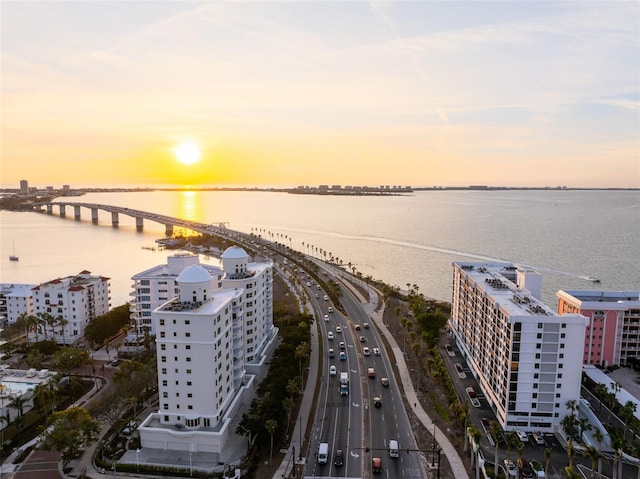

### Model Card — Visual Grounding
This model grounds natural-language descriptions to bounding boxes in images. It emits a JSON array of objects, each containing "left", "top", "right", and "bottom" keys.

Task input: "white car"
[
  {"left": 335, "top": 326, "right": 342, "bottom": 333},
  {"left": 324, "top": 315, "right": 330, "bottom": 322},
  {"left": 329, "top": 365, "right": 337, "bottom": 376},
  {"left": 328, "top": 307, "right": 334, "bottom": 313},
  {"left": 328, "top": 332, "right": 334, "bottom": 340},
  {"left": 363, "top": 347, "right": 370, "bottom": 356},
  {"left": 324, "top": 295, "right": 329, "bottom": 301},
  {"left": 372, "top": 347, "right": 380, "bottom": 356},
  {"left": 339, "top": 341, "right": 345, "bottom": 350},
  {"left": 516, "top": 430, "right": 529, "bottom": 442},
  {"left": 504, "top": 459, "right": 516, "bottom": 477}
]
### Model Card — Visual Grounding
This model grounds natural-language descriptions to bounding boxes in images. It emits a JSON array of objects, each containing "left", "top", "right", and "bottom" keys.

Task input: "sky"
[{"left": 1, "top": 1, "right": 639, "bottom": 188}]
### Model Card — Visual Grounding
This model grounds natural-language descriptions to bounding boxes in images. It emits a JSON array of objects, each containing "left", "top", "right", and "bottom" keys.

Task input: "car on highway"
[
  {"left": 372, "top": 457, "right": 382, "bottom": 473},
  {"left": 339, "top": 352, "right": 346, "bottom": 361},
  {"left": 381, "top": 377, "right": 389, "bottom": 387},
  {"left": 329, "top": 365, "right": 337, "bottom": 376},
  {"left": 335, "top": 326, "right": 342, "bottom": 333},
  {"left": 373, "top": 347, "right": 380, "bottom": 356},
  {"left": 359, "top": 336, "right": 366, "bottom": 343},
  {"left": 363, "top": 322, "right": 370, "bottom": 329},
  {"left": 306, "top": 282, "right": 312, "bottom": 287},
  {"left": 315, "top": 293, "right": 319, "bottom": 298},
  {"left": 328, "top": 348, "right": 335, "bottom": 358},
  {"left": 368, "top": 367, "right": 376, "bottom": 378},
  {"left": 339, "top": 341, "right": 345, "bottom": 349},
  {"left": 334, "top": 449, "right": 344, "bottom": 467},
  {"left": 324, "top": 295, "right": 329, "bottom": 301},
  {"left": 363, "top": 347, "right": 370, "bottom": 356},
  {"left": 504, "top": 459, "right": 517, "bottom": 477},
  {"left": 328, "top": 332, "right": 334, "bottom": 340},
  {"left": 328, "top": 306, "right": 333, "bottom": 313},
  {"left": 324, "top": 314, "right": 330, "bottom": 321},
  {"left": 373, "top": 396, "right": 382, "bottom": 408}
]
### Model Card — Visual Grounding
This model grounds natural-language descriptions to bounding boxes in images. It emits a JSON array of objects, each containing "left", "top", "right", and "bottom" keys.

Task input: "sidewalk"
[{"left": 338, "top": 271, "right": 469, "bottom": 479}]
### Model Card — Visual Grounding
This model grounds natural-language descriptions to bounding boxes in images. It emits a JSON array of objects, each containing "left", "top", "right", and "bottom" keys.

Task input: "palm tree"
[
  {"left": 515, "top": 441, "right": 525, "bottom": 479},
  {"left": 283, "top": 397, "right": 294, "bottom": 438},
  {"left": 544, "top": 447, "right": 552, "bottom": 478},
  {"left": 57, "top": 316, "right": 69, "bottom": 345},
  {"left": 15, "top": 312, "right": 30, "bottom": 342},
  {"left": 489, "top": 421, "right": 502, "bottom": 479},
  {"left": 621, "top": 400, "right": 638, "bottom": 440},
  {"left": 583, "top": 445, "right": 602, "bottom": 479},
  {"left": 592, "top": 428, "right": 604, "bottom": 476},
  {"left": 468, "top": 425, "right": 482, "bottom": 478},
  {"left": 265, "top": 419, "right": 277, "bottom": 465},
  {"left": 27, "top": 314, "right": 39, "bottom": 342}
]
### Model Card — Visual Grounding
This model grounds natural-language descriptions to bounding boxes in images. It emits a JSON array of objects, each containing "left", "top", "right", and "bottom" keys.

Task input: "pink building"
[{"left": 557, "top": 290, "right": 640, "bottom": 367}]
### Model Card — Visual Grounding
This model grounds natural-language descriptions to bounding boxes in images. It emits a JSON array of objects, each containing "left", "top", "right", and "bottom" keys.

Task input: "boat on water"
[
  {"left": 587, "top": 276, "right": 600, "bottom": 283},
  {"left": 9, "top": 241, "right": 18, "bottom": 261}
]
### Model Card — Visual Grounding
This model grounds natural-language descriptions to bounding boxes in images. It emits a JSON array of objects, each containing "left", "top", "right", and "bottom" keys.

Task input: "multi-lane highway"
[{"left": 302, "top": 273, "right": 426, "bottom": 479}]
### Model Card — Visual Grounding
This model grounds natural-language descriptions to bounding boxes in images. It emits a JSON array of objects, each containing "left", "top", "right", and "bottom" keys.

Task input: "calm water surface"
[{"left": 1, "top": 190, "right": 638, "bottom": 306}]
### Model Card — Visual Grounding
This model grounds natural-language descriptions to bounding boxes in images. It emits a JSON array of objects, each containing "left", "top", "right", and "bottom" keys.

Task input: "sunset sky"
[{"left": 2, "top": 1, "right": 639, "bottom": 188}]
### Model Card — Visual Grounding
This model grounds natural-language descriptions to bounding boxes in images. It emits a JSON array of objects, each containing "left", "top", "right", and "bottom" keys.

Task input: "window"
[
  {"left": 162, "top": 380, "right": 167, "bottom": 386},
  {"left": 161, "top": 356, "right": 166, "bottom": 363},
  {"left": 186, "top": 332, "right": 191, "bottom": 337},
  {"left": 187, "top": 369, "right": 192, "bottom": 374},
  {"left": 161, "top": 368, "right": 167, "bottom": 374},
  {"left": 160, "top": 319, "right": 165, "bottom": 326},
  {"left": 161, "top": 344, "right": 166, "bottom": 351}
]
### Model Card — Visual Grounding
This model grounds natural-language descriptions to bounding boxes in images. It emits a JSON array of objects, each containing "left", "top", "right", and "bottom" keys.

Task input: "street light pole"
[{"left": 136, "top": 448, "right": 140, "bottom": 472}]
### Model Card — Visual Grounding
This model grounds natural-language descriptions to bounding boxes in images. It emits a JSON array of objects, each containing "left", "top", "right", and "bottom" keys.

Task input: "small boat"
[
  {"left": 9, "top": 242, "right": 18, "bottom": 261},
  {"left": 587, "top": 276, "right": 600, "bottom": 283}
]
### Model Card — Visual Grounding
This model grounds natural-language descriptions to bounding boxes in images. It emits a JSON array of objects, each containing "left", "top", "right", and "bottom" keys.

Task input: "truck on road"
[{"left": 340, "top": 372, "right": 349, "bottom": 396}]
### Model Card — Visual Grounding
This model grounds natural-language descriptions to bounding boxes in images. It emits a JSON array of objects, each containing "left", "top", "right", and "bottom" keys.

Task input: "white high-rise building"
[
  {"left": 450, "top": 262, "right": 587, "bottom": 432},
  {"left": 130, "top": 253, "right": 223, "bottom": 337},
  {"left": 0, "top": 283, "right": 36, "bottom": 324},
  {"left": 138, "top": 247, "right": 276, "bottom": 457},
  {"left": 32, "top": 271, "right": 110, "bottom": 344}
]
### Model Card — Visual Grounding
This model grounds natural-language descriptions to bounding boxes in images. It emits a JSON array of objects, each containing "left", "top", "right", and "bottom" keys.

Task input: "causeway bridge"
[{"left": 34, "top": 202, "right": 228, "bottom": 237}]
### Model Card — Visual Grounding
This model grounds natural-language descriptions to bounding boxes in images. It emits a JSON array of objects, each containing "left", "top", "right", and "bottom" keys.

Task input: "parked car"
[
  {"left": 504, "top": 459, "right": 517, "bottom": 478},
  {"left": 110, "top": 358, "right": 123, "bottom": 367},
  {"left": 532, "top": 432, "right": 545, "bottom": 445},
  {"left": 516, "top": 430, "right": 529, "bottom": 442},
  {"left": 517, "top": 458, "right": 534, "bottom": 478}
]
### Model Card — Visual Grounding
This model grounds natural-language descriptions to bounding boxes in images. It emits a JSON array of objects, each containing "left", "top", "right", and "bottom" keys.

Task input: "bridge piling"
[
  {"left": 136, "top": 217, "right": 144, "bottom": 231},
  {"left": 91, "top": 208, "right": 99, "bottom": 224},
  {"left": 111, "top": 211, "right": 119, "bottom": 227},
  {"left": 74, "top": 205, "right": 81, "bottom": 220}
]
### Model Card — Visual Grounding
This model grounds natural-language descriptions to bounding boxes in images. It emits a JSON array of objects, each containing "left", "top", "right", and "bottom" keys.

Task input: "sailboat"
[{"left": 9, "top": 241, "right": 19, "bottom": 261}]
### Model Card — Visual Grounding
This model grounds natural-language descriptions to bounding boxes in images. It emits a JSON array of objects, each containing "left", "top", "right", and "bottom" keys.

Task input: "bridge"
[{"left": 34, "top": 202, "right": 229, "bottom": 237}]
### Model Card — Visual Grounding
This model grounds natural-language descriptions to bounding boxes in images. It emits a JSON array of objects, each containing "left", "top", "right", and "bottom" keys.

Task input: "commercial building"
[
  {"left": 450, "top": 262, "right": 587, "bottom": 432},
  {"left": 557, "top": 290, "right": 640, "bottom": 367},
  {"left": 31, "top": 271, "right": 110, "bottom": 344},
  {"left": 138, "top": 246, "right": 276, "bottom": 459}
]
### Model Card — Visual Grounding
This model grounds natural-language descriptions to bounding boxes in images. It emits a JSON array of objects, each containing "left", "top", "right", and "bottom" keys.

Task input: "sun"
[{"left": 173, "top": 142, "right": 202, "bottom": 165}]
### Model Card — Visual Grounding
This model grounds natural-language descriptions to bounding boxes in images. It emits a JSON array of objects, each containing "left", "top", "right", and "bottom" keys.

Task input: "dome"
[
  {"left": 176, "top": 265, "right": 211, "bottom": 284},
  {"left": 221, "top": 246, "right": 248, "bottom": 260}
]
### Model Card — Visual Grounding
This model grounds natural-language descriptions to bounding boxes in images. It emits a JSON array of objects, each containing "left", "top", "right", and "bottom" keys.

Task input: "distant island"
[{"left": 1, "top": 183, "right": 638, "bottom": 210}]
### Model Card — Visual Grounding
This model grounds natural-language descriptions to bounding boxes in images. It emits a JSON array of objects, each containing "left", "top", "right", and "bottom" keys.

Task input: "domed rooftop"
[
  {"left": 221, "top": 245, "right": 248, "bottom": 260},
  {"left": 176, "top": 265, "right": 211, "bottom": 284}
]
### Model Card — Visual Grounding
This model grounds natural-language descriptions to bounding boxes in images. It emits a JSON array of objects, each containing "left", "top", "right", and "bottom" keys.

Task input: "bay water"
[{"left": 1, "top": 189, "right": 638, "bottom": 308}]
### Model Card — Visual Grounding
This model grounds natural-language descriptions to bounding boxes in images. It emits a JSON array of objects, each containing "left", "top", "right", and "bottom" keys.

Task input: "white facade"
[
  {"left": 139, "top": 247, "right": 276, "bottom": 457},
  {"left": 0, "top": 283, "right": 36, "bottom": 324},
  {"left": 32, "top": 271, "right": 111, "bottom": 344},
  {"left": 450, "top": 262, "right": 587, "bottom": 432},
  {"left": 130, "top": 254, "right": 223, "bottom": 337}
]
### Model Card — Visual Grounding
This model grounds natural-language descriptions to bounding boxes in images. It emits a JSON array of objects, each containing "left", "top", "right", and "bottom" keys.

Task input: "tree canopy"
[{"left": 41, "top": 406, "right": 100, "bottom": 466}]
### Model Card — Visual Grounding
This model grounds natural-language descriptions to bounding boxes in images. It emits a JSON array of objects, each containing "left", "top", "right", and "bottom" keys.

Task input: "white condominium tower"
[
  {"left": 139, "top": 246, "right": 275, "bottom": 456},
  {"left": 32, "top": 270, "right": 110, "bottom": 344},
  {"left": 450, "top": 262, "right": 587, "bottom": 432},
  {"left": 130, "top": 253, "right": 223, "bottom": 337},
  {"left": 0, "top": 283, "right": 36, "bottom": 324}
]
